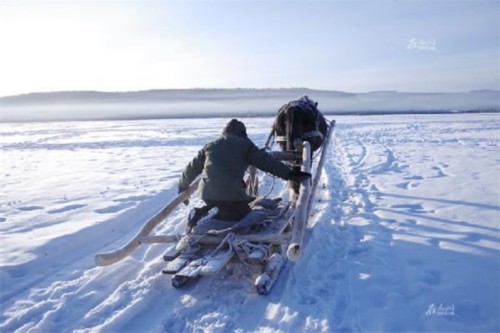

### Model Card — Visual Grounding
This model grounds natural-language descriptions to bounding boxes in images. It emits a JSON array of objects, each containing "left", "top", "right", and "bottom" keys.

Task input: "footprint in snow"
[
  {"left": 397, "top": 181, "right": 421, "bottom": 189},
  {"left": 391, "top": 203, "right": 425, "bottom": 212},
  {"left": 17, "top": 206, "right": 44, "bottom": 211},
  {"left": 419, "top": 269, "right": 442, "bottom": 285},
  {"left": 403, "top": 219, "right": 418, "bottom": 226},
  {"left": 430, "top": 166, "right": 448, "bottom": 178},
  {"left": 48, "top": 204, "right": 87, "bottom": 214},
  {"left": 396, "top": 182, "right": 410, "bottom": 190},
  {"left": 407, "top": 258, "right": 424, "bottom": 267},
  {"left": 428, "top": 238, "right": 441, "bottom": 247},
  {"left": 300, "top": 295, "right": 317, "bottom": 305},
  {"left": 113, "top": 195, "right": 149, "bottom": 203},
  {"left": 0, "top": 217, "right": 6, "bottom": 222},
  {"left": 439, "top": 162, "right": 450, "bottom": 168},
  {"left": 396, "top": 181, "right": 411, "bottom": 189},
  {"left": 348, "top": 245, "right": 370, "bottom": 257},
  {"left": 94, "top": 201, "right": 136, "bottom": 214},
  {"left": 403, "top": 175, "right": 424, "bottom": 180},
  {"left": 462, "top": 232, "right": 483, "bottom": 242}
]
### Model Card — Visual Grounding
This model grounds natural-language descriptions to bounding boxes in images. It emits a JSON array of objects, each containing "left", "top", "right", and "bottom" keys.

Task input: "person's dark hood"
[{"left": 223, "top": 119, "right": 247, "bottom": 138}]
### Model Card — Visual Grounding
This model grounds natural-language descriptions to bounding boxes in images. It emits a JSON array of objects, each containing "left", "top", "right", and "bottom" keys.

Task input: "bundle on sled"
[{"left": 94, "top": 97, "right": 335, "bottom": 295}]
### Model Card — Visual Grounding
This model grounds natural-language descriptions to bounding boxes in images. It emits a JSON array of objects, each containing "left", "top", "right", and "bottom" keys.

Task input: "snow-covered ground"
[{"left": 1, "top": 113, "right": 499, "bottom": 332}]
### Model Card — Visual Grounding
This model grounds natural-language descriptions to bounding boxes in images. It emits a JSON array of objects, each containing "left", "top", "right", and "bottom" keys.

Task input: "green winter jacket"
[{"left": 179, "top": 133, "right": 291, "bottom": 202}]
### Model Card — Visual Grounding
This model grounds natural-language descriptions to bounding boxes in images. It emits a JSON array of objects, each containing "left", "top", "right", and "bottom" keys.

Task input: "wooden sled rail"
[
  {"left": 94, "top": 179, "right": 200, "bottom": 266},
  {"left": 287, "top": 141, "right": 312, "bottom": 262},
  {"left": 286, "top": 119, "right": 335, "bottom": 261},
  {"left": 307, "top": 120, "right": 335, "bottom": 218}
]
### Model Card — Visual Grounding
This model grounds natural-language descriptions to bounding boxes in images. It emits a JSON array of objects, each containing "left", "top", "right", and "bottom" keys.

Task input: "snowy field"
[{"left": 1, "top": 113, "right": 499, "bottom": 332}]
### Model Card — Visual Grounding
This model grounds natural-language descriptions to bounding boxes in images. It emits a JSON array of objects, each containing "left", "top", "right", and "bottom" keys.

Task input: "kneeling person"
[{"left": 178, "top": 119, "right": 310, "bottom": 227}]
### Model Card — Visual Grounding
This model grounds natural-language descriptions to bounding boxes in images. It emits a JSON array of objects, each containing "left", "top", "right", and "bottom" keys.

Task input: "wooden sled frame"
[{"left": 94, "top": 119, "right": 335, "bottom": 292}]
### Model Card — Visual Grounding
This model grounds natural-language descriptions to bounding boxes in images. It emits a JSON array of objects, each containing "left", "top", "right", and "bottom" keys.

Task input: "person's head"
[{"left": 223, "top": 119, "right": 247, "bottom": 138}]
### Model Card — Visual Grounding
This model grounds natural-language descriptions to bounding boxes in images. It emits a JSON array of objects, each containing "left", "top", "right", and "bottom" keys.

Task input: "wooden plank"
[
  {"left": 94, "top": 179, "right": 200, "bottom": 266},
  {"left": 185, "top": 231, "right": 290, "bottom": 246},
  {"left": 246, "top": 165, "right": 258, "bottom": 197},
  {"left": 287, "top": 141, "right": 312, "bottom": 262},
  {"left": 307, "top": 120, "right": 336, "bottom": 219},
  {"left": 162, "top": 255, "right": 192, "bottom": 274},
  {"left": 163, "top": 246, "right": 180, "bottom": 262},
  {"left": 138, "top": 235, "right": 180, "bottom": 244}
]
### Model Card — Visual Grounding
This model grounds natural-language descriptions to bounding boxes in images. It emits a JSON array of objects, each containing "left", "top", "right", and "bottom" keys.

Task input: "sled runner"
[{"left": 95, "top": 116, "right": 335, "bottom": 295}]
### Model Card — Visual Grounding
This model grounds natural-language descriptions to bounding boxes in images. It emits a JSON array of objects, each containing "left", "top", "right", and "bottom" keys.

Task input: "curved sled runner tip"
[
  {"left": 286, "top": 243, "right": 302, "bottom": 262},
  {"left": 94, "top": 180, "right": 199, "bottom": 266}
]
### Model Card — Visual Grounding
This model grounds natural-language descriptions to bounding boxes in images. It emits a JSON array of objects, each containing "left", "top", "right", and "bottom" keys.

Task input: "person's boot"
[{"left": 187, "top": 206, "right": 210, "bottom": 232}]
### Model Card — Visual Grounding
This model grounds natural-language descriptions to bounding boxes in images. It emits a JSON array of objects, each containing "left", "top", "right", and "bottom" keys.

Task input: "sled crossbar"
[
  {"left": 194, "top": 232, "right": 290, "bottom": 245},
  {"left": 138, "top": 232, "right": 290, "bottom": 245}
]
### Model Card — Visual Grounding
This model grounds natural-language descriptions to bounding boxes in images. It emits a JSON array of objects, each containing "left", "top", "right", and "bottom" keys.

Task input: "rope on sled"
[
  {"left": 205, "top": 232, "right": 272, "bottom": 268},
  {"left": 209, "top": 233, "right": 235, "bottom": 258},
  {"left": 262, "top": 175, "right": 276, "bottom": 199},
  {"left": 232, "top": 238, "right": 272, "bottom": 267}
]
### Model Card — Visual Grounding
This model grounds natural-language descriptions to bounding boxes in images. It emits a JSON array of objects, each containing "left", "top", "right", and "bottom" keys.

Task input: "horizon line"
[{"left": 1, "top": 87, "right": 499, "bottom": 99}]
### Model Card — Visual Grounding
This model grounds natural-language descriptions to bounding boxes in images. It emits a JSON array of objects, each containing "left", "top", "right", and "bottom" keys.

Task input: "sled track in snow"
[{"left": 268, "top": 133, "right": 363, "bottom": 333}]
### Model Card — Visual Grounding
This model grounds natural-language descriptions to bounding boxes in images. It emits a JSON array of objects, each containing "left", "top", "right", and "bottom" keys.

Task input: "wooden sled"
[{"left": 94, "top": 120, "right": 335, "bottom": 295}]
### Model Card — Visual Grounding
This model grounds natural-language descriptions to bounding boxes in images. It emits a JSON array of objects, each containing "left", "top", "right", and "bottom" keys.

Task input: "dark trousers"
[{"left": 204, "top": 200, "right": 251, "bottom": 221}]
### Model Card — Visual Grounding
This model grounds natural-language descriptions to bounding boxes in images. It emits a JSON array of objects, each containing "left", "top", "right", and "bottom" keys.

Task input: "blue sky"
[{"left": 0, "top": 0, "right": 498, "bottom": 96}]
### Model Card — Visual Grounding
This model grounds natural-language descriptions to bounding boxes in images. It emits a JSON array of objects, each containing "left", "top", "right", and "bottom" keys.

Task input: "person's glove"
[
  {"left": 178, "top": 185, "right": 190, "bottom": 206},
  {"left": 288, "top": 170, "right": 312, "bottom": 183}
]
